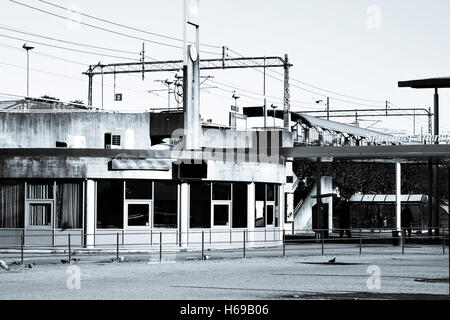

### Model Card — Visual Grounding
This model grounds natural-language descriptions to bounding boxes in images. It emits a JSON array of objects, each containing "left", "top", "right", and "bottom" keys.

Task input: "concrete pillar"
[
  {"left": 428, "top": 161, "right": 433, "bottom": 238},
  {"left": 247, "top": 183, "right": 255, "bottom": 243},
  {"left": 85, "top": 180, "right": 95, "bottom": 248},
  {"left": 279, "top": 184, "right": 285, "bottom": 232},
  {"left": 396, "top": 162, "right": 402, "bottom": 232},
  {"left": 179, "top": 183, "right": 189, "bottom": 247}
]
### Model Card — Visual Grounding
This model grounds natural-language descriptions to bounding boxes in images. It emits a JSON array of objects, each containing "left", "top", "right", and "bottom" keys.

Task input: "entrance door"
[
  {"left": 212, "top": 202, "right": 231, "bottom": 228},
  {"left": 125, "top": 201, "right": 152, "bottom": 228}
]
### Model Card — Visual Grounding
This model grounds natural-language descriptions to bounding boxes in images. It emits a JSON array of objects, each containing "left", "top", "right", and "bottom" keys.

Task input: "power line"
[
  {"left": 0, "top": 33, "right": 138, "bottom": 61},
  {"left": 37, "top": 0, "right": 222, "bottom": 50},
  {"left": 0, "top": 24, "right": 140, "bottom": 56},
  {"left": 8, "top": 0, "right": 221, "bottom": 56},
  {"left": 228, "top": 48, "right": 387, "bottom": 106}
]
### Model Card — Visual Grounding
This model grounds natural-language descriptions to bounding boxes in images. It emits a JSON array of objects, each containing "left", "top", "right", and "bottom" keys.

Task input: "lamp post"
[
  {"left": 22, "top": 43, "right": 34, "bottom": 97},
  {"left": 271, "top": 104, "right": 278, "bottom": 127},
  {"left": 232, "top": 91, "right": 240, "bottom": 130}
]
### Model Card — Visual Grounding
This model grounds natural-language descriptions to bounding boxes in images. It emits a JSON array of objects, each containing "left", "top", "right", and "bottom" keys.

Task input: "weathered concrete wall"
[
  {"left": 207, "top": 160, "right": 285, "bottom": 184},
  {"left": 0, "top": 156, "right": 173, "bottom": 180},
  {"left": 0, "top": 112, "right": 150, "bottom": 149}
]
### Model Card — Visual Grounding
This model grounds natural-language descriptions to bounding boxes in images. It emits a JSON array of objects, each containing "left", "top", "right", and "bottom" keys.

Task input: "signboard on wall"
[{"left": 110, "top": 159, "right": 171, "bottom": 171}]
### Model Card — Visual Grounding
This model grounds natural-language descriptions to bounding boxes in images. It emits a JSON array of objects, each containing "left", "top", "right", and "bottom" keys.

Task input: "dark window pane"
[
  {"left": 255, "top": 183, "right": 265, "bottom": 201},
  {"left": 212, "top": 182, "right": 231, "bottom": 200},
  {"left": 127, "top": 204, "right": 149, "bottom": 226},
  {"left": 267, "top": 204, "right": 274, "bottom": 225},
  {"left": 0, "top": 180, "right": 24, "bottom": 228},
  {"left": 190, "top": 182, "right": 211, "bottom": 228},
  {"left": 27, "top": 181, "right": 53, "bottom": 199},
  {"left": 154, "top": 181, "right": 177, "bottom": 228},
  {"left": 97, "top": 180, "right": 123, "bottom": 229},
  {"left": 29, "top": 203, "right": 51, "bottom": 226},
  {"left": 232, "top": 183, "right": 247, "bottom": 228},
  {"left": 55, "top": 182, "right": 82, "bottom": 229},
  {"left": 213, "top": 204, "right": 229, "bottom": 226},
  {"left": 255, "top": 200, "right": 266, "bottom": 227},
  {"left": 267, "top": 184, "right": 275, "bottom": 201},
  {"left": 125, "top": 180, "right": 152, "bottom": 199}
]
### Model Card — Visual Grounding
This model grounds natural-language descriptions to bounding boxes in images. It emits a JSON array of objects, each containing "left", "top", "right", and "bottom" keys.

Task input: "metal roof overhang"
[
  {"left": 293, "top": 113, "right": 391, "bottom": 138},
  {"left": 280, "top": 144, "right": 450, "bottom": 164},
  {"left": 243, "top": 106, "right": 390, "bottom": 138},
  {"left": 398, "top": 77, "right": 450, "bottom": 89}
]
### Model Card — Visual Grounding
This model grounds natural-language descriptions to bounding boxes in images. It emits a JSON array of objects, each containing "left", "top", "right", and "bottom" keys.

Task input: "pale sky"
[{"left": 1, "top": 0, "right": 449, "bottom": 134}]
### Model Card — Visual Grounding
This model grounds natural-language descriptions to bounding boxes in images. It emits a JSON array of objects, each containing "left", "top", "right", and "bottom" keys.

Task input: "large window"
[
  {"left": 255, "top": 183, "right": 279, "bottom": 228},
  {"left": 154, "top": 181, "right": 178, "bottom": 228},
  {"left": 26, "top": 181, "right": 54, "bottom": 228},
  {"left": 255, "top": 183, "right": 266, "bottom": 227},
  {"left": 97, "top": 180, "right": 124, "bottom": 229},
  {"left": 232, "top": 183, "right": 248, "bottom": 228},
  {"left": 190, "top": 182, "right": 211, "bottom": 228},
  {"left": 55, "top": 182, "right": 82, "bottom": 229},
  {"left": 125, "top": 180, "right": 152, "bottom": 199},
  {"left": 0, "top": 180, "right": 24, "bottom": 228}
]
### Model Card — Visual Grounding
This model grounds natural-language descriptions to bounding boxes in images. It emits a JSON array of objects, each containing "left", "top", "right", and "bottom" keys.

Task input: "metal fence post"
[
  {"left": 321, "top": 230, "right": 324, "bottom": 256},
  {"left": 209, "top": 229, "right": 212, "bottom": 246},
  {"left": 21, "top": 234, "right": 24, "bottom": 265},
  {"left": 68, "top": 234, "right": 72, "bottom": 263},
  {"left": 359, "top": 229, "right": 362, "bottom": 255},
  {"left": 122, "top": 229, "right": 125, "bottom": 246},
  {"left": 282, "top": 229, "right": 286, "bottom": 258},
  {"left": 243, "top": 230, "right": 246, "bottom": 259},
  {"left": 292, "top": 221, "right": 294, "bottom": 235},
  {"left": 443, "top": 227, "right": 445, "bottom": 255},
  {"left": 401, "top": 230, "right": 405, "bottom": 255},
  {"left": 159, "top": 232, "right": 162, "bottom": 262},
  {"left": 230, "top": 229, "right": 232, "bottom": 244},
  {"left": 202, "top": 231, "right": 204, "bottom": 260},
  {"left": 150, "top": 230, "right": 153, "bottom": 246},
  {"left": 116, "top": 232, "right": 119, "bottom": 260}
]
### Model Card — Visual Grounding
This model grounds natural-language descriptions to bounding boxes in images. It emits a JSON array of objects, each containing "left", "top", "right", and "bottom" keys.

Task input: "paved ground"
[{"left": 1, "top": 244, "right": 449, "bottom": 300}]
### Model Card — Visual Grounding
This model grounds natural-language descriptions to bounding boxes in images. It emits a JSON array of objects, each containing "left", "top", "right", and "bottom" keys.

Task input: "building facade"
[{"left": 0, "top": 102, "right": 296, "bottom": 248}]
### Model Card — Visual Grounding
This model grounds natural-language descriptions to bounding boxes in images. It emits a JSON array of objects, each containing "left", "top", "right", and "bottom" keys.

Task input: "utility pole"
[
  {"left": 140, "top": 42, "right": 145, "bottom": 81},
  {"left": 22, "top": 43, "right": 34, "bottom": 97},
  {"left": 326, "top": 97, "right": 330, "bottom": 120},
  {"left": 263, "top": 56, "right": 267, "bottom": 128},
  {"left": 283, "top": 54, "right": 291, "bottom": 131}
]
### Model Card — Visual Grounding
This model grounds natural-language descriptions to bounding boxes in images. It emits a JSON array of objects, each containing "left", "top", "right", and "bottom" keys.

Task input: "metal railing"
[{"left": 0, "top": 227, "right": 448, "bottom": 266}]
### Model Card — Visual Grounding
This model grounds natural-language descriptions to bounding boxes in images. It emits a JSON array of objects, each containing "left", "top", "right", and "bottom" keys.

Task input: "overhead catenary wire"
[
  {"left": 8, "top": 0, "right": 222, "bottom": 56},
  {"left": 0, "top": 33, "right": 139, "bottom": 61},
  {"left": 36, "top": 0, "right": 222, "bottom": 50},
  {"left": 228, "top": 48, "right": 388, "bottom": 107},
  {"left": 0, "top": 24, "right": 140, "bottom": 56}
]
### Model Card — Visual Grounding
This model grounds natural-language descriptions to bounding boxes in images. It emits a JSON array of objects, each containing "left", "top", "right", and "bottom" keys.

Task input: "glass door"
[
  {"left": 124, "top": 201, "right": 152, "bottom": 228},
  {"left": 212, "top": 202, "right": 231, "bottom": 228}
]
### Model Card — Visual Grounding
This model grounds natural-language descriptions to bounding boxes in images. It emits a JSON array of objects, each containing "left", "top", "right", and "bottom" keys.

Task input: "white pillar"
[
  {"left": 85, "top": 179, "right": 95, "bottom": 248},
  {"left": 396, "top": 162, "right": 402, "bottom": 231},
  {"left": 279, "top": 184, "right": 285, "bottom": 231},
  {"left": 179, "top": 183, "right": 189, "bottom": 247},
  {"left": 247, "top": 182, "right": 255, "bottom": 243}
]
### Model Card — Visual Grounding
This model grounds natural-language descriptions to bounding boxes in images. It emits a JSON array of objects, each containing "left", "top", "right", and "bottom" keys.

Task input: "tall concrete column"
[
  {"left": 279, "top": 184, "right": 285, "bottom": 230},
  {"left": 85, "top": 179, "right": 95, "bottom": 248},
  {"left": 179, "top": 183, "right": 189, "bottom": 248},
  {"left": 247, "top": 183, "right": 255, "bottom": 243},
  {"left": 395, "top": 162, "right": 402, "bottom": 232}
]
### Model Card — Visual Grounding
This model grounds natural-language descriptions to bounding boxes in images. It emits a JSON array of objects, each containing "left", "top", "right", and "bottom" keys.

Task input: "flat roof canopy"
[
  {"left": 280, "top": 144, "right": 450, "bottom": 164},
  {"left": 398, "top": 77, "right": 450, "bottom": 89}
]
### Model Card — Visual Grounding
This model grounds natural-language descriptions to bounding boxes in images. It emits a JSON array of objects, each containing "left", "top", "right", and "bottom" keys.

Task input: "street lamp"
[
  {"left": 271, "top": 104, "right": 278, "bottom": 127},
  {"left": 232, "top": 91, "right": 240, "bottom": 130},
  {"left": 22, "top": 43, "right": 34, "bottom": 97}
]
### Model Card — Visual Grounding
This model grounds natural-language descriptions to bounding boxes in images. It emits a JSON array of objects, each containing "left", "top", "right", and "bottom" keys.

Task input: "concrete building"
[
  {"left": 0, "top": 99, "right": 295, "bottom": 248},
  {"left": 0, "top": 97, "right": 394, "bottom": 248}
]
